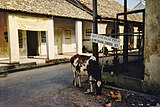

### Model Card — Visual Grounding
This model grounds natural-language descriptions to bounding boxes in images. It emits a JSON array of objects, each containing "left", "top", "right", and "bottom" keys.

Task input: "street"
[
  {"left": 0, "top": 63, "right": 159, "bottom": 107},
  {"left": 0, "top": 63, "right": 102, "bottom": 107}
]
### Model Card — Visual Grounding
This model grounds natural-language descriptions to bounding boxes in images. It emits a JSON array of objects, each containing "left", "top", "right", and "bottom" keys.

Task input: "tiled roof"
[
  {"left": 0, "top": 0, "right": 92, "bottom": 20},
  {"left": 0, "top": 0, "right": 141, "bottom": 21},
  {"left": 77, "top": 0, "right": 141, "bottom": 21}
]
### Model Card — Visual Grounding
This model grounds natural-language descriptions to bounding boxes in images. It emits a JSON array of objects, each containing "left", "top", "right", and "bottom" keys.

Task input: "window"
[
  {"left": 106, "top": 23, "right": 119, "bottom": 38},
  {"left": 65, "top": 30, "right": 71, "bottom": 44},
  {"left": 4, "top": 32, "right": 8, "bottom": 42},
  {"left": 86, "top": 29, "right": 92, "bottom": 36},
  {"left": 41, "top": 31, "right": 46, "bottom": 43},
  {"left": 18, "top": 30, "right": 23, "bottom": 48}
]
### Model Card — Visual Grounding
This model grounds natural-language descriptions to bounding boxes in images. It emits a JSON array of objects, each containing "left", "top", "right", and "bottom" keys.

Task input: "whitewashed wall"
[{"left": 54, "top": 18, "right": 76, "bottom": 53}]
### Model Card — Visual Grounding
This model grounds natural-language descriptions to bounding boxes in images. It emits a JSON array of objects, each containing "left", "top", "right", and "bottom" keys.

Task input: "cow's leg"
[
  {"left": 96, "top": 80, "right": 102, "bottom": 96},
  {"left": 78, "top": 75, "right": 82, "bottom": 87},
  {"left": 72, "top": 65, "right": 77, "bottom": 86},
  {"left": 89, "top": 76, "right": 93, "bottom": 92},
  {"left": 73, "top": 72, "right": 77, "bottom": 86}
]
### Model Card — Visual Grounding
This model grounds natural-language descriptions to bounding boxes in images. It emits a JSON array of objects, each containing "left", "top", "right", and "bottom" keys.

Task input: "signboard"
[{"left": 91, "top": 33, "right": 120, "bottom": 48}]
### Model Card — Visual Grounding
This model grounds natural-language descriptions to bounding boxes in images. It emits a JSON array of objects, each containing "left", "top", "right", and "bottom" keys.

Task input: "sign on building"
[{"left": 91, "top": 33, "right": 120, "bottom": 48}]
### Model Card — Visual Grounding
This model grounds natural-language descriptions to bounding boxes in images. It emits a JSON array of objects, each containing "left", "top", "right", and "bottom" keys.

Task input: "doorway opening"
[{"left": 27, "top": 31, "right": 38, "bottom": 57}]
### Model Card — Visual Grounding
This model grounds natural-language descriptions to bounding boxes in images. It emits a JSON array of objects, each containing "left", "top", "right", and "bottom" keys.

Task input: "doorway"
[
  {"left": 54, "top": 29, "right": 63, "bottom": 54},
  {"left": 27, "top": 31, "right": 38, "bottom": 56}
]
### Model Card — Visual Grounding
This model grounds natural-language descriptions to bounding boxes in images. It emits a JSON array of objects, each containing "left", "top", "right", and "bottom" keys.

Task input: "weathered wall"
[
  {"left": 144, "top": 0, "right": 160, "bottom": 92},
  {"left": 0, "top": 12, "right": 8, "bottom": 58}
]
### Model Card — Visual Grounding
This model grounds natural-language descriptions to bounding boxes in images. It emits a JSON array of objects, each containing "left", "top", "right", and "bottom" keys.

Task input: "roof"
[
  {"left": 77, "top": 0, "right": 141, "bottom": 22},
  {"left": 0, "top": 0, "right": 92, "bottom": 20},
  {"left": 0, "top": 0, "right": 141, "bottom": 22},
  {"left": 133, "top": 1, "right": 145, "bottom": 10}
]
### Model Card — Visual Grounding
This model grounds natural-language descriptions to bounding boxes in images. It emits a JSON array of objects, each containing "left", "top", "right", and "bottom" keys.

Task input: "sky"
[{"left": 114, "top": 0, "right": 142, "bottom": 9}]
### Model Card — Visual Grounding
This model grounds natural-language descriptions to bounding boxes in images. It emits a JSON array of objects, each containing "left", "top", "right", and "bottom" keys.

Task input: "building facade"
[{"left": 0, "top": 0, "right": 141, "bottom": 63}]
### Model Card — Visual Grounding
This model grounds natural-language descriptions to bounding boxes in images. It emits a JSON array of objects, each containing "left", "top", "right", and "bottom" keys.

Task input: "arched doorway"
[
  {"left": 106, "top": 23, "right": 119, "bottom": 37},
  {"left": 128, "top": 24, "right": 134, "bottom": 50},
  {"left": 106, "top": 23, "right": 120, "bottom": 51}
]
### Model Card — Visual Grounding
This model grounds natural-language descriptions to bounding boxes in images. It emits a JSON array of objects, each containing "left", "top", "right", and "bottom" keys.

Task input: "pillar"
[
  {"left": 144, "top": 0, "right": 160, "bottom": 92},
  {"left": 7, "top": 14, "right": 19, "bottom": 63},
  {"left": 75, "top": 21, "right": 82, "bottom": 54},
  {"left": 37, "top": 31, "right": 41, "bottom": 55},
  {"left": 123, "top": 0, "right": 128, "bottom": 63},
  {"left": 119, "top": 26, "right": 124, "bottom": 49},
  {"left": 134, "top": 27, "right": 138, "bottom": 49},
  {"left": 46, "top": 17, "right": 55, "bottom": 59}
]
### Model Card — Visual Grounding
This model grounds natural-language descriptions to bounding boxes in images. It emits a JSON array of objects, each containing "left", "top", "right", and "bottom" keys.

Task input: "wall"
[
  {"left": 144, "top": 0, "right": 160, "bottom": 93},
  {"left": 18, "top": 30, "right": 27, "bottom": 57},
  {"left": 98, "top": 23, "right": 108, "bottom": 51},
  {"left": 82, "top": 21, "right": 92, "bottom": 52},
  {"left": 0, "top": 12, "right": 8, "bottom": 58},
  {"left": 54, "top": 18, "right": 76, "bottom": 53}
]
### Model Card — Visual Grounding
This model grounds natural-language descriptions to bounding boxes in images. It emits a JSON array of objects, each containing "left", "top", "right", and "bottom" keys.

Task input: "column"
[
  {"left": 7, "top": 14, "right": 19, "bottom": 63},
  {"left": 46, "top": 17, "right": 55, "bottom": 59},
  {"left": 37, "top": 31, "right": 41, "bottom": 55},
  {"left": 134, "top": 27, "right": 138, "bottom": 49},
  {"left": 75, "top": 21, "right": 82, "bottom": 54},
  {"left": 119, "top": 26, "right": 124, "bottom": 49}
]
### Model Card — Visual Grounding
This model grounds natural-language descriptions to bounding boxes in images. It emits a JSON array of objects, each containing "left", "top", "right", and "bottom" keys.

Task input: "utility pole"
[
  {"left": 92, "top": 0, "right": 99, "bottom": 63},
  {"left": 123, "top": 0, "right": 128, "bottom": 63},
  {"left": 92, "top": 0, "right": 101, "bottom": 96}
]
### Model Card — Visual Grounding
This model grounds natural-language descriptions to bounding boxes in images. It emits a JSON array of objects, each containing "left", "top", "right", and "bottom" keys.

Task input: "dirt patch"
[
  {"left": 24, "top": 85, "right": 102, "bottom": 107},
  {"left": 21, "top": 84, "right": 160, "bottom": 107}
]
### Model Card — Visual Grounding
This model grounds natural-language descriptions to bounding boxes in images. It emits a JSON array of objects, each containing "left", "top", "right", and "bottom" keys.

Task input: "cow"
[{"left": 70, "top": 54, "right": 102, "bottom": 96}]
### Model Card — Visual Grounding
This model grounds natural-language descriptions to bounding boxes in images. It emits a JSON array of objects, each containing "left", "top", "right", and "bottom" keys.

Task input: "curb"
[{"left": 0, "top": 58, "right": 70, "bottom": 75}]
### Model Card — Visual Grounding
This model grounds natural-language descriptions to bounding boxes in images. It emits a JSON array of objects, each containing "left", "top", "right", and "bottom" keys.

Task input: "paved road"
[
  {"left": 0, "top": 63, "right": 102, "bottom": 107},
  {"left": 1, "top": 62, "right": 157, "bottom": 107},
  {"left": 0, "top": 63, "right": 73, "bottom": 107}
]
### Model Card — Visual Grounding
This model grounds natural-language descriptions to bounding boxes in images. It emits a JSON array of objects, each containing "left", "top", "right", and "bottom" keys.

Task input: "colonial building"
[{"left": 0, "top": 0, "right": 141, "bottom": 63}]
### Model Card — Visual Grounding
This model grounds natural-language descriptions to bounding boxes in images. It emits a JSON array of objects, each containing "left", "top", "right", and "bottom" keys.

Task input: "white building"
[{"left": 0, "top": 0, "right": 141, "bottom": 63}]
